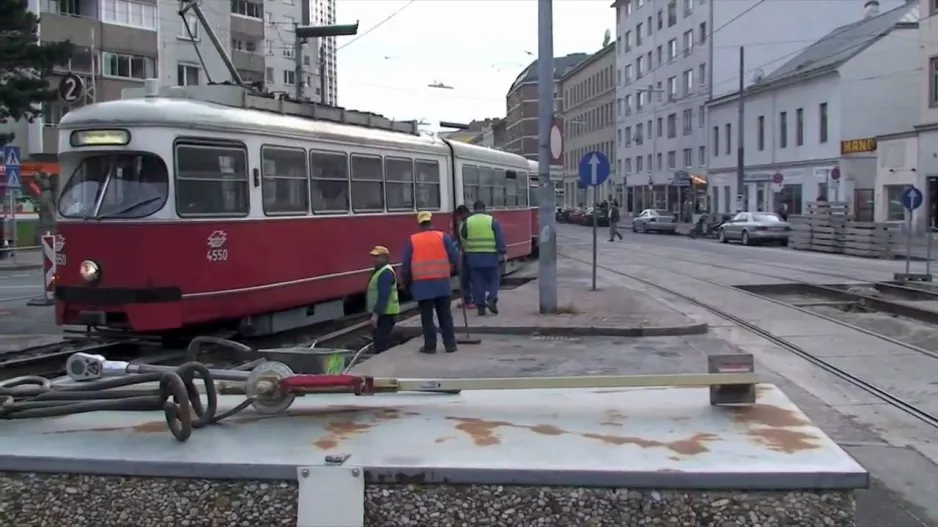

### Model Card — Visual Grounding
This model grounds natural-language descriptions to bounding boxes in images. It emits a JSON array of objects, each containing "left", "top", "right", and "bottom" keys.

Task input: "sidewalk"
[
  {"left": 397, "top": 257, "right": 707, "bottom": 338},
  {"left": 0, "top": 249, "right": 42, "bottom": 271}
]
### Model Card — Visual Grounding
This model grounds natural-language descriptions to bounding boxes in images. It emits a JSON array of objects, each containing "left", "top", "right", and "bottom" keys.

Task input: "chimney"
[{"left": 864, "top": 0, "right": 880, "bottom": 18}]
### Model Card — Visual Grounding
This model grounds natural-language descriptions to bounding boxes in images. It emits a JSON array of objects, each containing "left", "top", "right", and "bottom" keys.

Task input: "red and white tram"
[{"left": 53, "top": 86, "right": 536, "bottom": 335}]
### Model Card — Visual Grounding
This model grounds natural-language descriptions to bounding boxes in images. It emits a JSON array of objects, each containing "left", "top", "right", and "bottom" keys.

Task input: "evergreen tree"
[{"left": 0, "top": 0, "right": 74, "bottom": 145}]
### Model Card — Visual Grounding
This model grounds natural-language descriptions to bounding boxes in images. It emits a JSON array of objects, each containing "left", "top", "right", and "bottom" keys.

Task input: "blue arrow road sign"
[
  {"left": 578, "top": 151, "right": 610, "bottom": 188},
  {"left": 901, "top": 186, "right": 924, "bottom": 211}
]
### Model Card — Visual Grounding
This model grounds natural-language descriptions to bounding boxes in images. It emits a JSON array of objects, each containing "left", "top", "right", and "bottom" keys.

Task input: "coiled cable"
[{"left": 0, "top": 362, "right": 253, "bottom": 442}]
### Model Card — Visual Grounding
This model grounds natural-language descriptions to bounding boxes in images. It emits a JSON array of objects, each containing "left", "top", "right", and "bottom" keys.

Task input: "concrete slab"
[
  {"left": 0, "top": 385, "right": 867, "bottom": 490},
  {"left": 401, "top": 258, "right": 706, "bottom": 337}
]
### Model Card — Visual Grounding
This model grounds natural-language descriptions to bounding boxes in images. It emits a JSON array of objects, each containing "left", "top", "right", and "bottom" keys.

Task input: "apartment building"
[
  {"left": 612, "top": 0, "right": 907, "bottom": 214},
  {"left": 0, "top": 0, "right": 326, "bottom": 163},
  {"left": 309, "top": 0, "right": 337, "bottom": 106},
  {"left": 707, "top": 1, "right": 919, "bottom": 221},
  {"left": 503, "top": 53, "right": 589, "bottom": 161},
  {"left": 558, "top": 43, "right": 616, "bottom": 208}
]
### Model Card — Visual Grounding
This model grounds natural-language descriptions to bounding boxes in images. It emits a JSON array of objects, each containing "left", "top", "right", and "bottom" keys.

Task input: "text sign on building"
[{"left": 840, "top": 138, "right": 877, "bottom": 155}]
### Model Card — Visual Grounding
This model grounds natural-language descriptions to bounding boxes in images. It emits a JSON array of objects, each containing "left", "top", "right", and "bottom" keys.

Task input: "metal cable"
[{"left": 0, "top": 362, "right": 250, "bottom": 442}]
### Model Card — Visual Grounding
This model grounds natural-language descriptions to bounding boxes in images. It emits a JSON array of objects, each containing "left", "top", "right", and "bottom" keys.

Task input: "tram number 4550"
[{"left": 207, "top": 249, "right": 228, "bottom": 262}]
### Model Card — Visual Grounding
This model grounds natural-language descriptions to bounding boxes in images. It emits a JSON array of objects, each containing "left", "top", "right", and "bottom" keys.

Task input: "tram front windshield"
[{"left": 59, "top": 153, "right": 170, "bottom": 219}]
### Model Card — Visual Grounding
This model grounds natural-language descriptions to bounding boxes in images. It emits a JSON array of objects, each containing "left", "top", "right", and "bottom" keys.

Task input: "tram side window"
[
  {"left": 384, "top": 157, "right": 414, "bottom": 211},
  {"left": 309, "top": 151, "right": 349, "bottom": 213},
  {"left": 350, "top": 154, "right": 384, "bottom": 212},
  {"left": 493, "top": 169, "right": 506, "bottom": 208},
  {"left": 505, "top": 170, "right": 518, "bottom": 208},
  {"left": 519, "top": 172, "right": 529, "bottom": 207},
  {"left": 175, "top": 142, "right": 249, "bottom": 217},
  {"left": 415, "top": 159, "right": 441, "bottom": 210},
  {"left": 478, "top": 167, "right": 494, "bottom": 207},
  {"left": 462, "top": 165, "right": 478, "bottom": 204},
  {"left": 261, "top": 146, "right": 309, "bottom": 215}
]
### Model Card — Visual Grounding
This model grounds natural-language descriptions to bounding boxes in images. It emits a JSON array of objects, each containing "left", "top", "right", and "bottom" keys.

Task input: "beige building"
[{"left": 558, "top": 43, "right": 616, "bottom": 208}]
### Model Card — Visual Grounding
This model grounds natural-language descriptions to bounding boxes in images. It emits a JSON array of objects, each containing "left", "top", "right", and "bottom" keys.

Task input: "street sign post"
[
  {"left": 3, "top": 145, "right": 21, "bottom": 261},
  {"left": 578, "top": 151, "right": 610, "bottom": 291},
  {"left": 900, "top": 185, "right": 924, "bottom": 278},
  {"left": 549, "top": 121, "right": 564, "bottom": 165},
  {"left": 830, "top": 166, "right": 841, "bottom": 202}
]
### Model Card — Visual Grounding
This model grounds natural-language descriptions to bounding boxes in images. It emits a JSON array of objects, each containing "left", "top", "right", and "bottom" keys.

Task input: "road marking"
[{"left": 0, "top": 285, "right": 41, "bottom": 289}]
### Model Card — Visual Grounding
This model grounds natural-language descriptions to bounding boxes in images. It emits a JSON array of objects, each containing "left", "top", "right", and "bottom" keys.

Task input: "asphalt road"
[{"left": 0, "top": 268, "right": 44, "bottom": 304}]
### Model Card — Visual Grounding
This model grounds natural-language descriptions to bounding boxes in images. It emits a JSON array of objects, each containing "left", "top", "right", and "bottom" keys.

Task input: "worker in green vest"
[
  {"left": 367, "top": 245, "right": 400, "bottom": 353},
  {"left": 460, "top": 200, "right": 507, "bottom": 316}
]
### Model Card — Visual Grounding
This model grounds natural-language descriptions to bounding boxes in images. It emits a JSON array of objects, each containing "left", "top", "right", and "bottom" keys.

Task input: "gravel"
[{"left": 0, "top": 472, "right": 856, "bottom": 526}]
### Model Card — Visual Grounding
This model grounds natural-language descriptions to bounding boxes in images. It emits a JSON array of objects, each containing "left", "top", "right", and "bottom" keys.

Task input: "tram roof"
[
  {"left": 59, "top": 97, "right": 446, "bottom": 152},
  {"left": 445, "top": 140, "right": 532, "bottom": 171}
]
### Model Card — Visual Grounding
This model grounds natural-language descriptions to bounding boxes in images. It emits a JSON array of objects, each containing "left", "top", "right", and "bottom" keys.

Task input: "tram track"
[{"left": 557, "top": 246, "right": 938, "bottom": 431}]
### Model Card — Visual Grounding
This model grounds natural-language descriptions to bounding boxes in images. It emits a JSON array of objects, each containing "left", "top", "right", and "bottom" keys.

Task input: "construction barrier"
[{"left": 27, "top": 232, "right": 56, "bottom": 306}]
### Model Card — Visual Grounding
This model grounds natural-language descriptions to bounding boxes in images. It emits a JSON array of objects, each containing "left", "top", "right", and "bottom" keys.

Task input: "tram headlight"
[{"left": 79, "top": 260, "right": 101, "bottom": 283}]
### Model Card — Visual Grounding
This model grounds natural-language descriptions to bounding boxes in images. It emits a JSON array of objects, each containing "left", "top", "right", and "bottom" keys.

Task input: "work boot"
[
  {"left": 488, "top": 300, "right": 499, "bottom": 315},
  {"left": 419, "top": 345, "right": 437, "bottom": 354},
  {"left": 445, "top": 345, "right": 458, "bottom": 353},
  {"left": 477, "top": 306, "right": 487, "bottom": 316}
]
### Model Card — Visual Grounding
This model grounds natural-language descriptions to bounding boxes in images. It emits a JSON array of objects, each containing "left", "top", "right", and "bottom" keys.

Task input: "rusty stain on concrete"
[
  {"left": 581, "top": 432, "right": 719, "bottom": 455},
  {"left": 729, "top": 404, "right": 811, "bottom": 428},
  {"left": 310, "top": 408, "right": 409, "bottom": 450},
  {"left": 748, "top": 429, "right": 820, "bottom": 453},
  {"left": 434, "top": 436, "right": 457, "bottom": 444}
]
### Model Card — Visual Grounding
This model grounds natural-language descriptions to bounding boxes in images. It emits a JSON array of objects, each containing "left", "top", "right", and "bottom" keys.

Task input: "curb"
[
  {"left": 0, "top": 264, "right": 42, "bottom": 271},
  {"left": 397, "top": 321, "right": 709, "bottom": 339}
]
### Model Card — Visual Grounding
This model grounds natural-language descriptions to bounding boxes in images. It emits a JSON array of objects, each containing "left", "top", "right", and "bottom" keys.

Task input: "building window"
[
  {"left": 779, "top": 111, "right": 788, "bottom": 148},
  {"left": 699, "top": 21, "right": 707, "bottom": 43},
  {"left": 667, "top": 0, "right": 677, "bottom": 26},
  {"left": 657, "top": 117, "right": 663, "bottom": 137},
  {"left": 100, "top": 0, "right": 157, "bottom": 30},
  {"left": 656, "top": 153, "right": 662, "bottom": 170},
  {"left": 667, "top": 39, "right": 677, "bottom": 61},
  {"left": 231, "top": 0, "right": 263, "bottom": 19},
  {"left": 698, "top": 145, "right": 706, "bottom": 166},
  {"left": 179, "top": 14, "right": 199, "bottom": 40},
  {"left": 712, "top": 126, "right": 719, "bottom": 156},
  {"left": 682, "top": 148, "right": 692, "bottom": 168},
  {"left": 682, "top": 30, "right": 693, "bottom": 55},
  {"left": 283, "top": 69, "right": 296, "bottom": 85},
  {"left": 796, "top": 108, "right": 804, "bottom": 146},
  {"left": 265, "top": 67, "right": 274, "bottom": 82},
  {"left": 102, "top": 52, "right": 155, "bottom": 80},
  {"left": 283, "top": 47, "right": 295, "bottom": 59},
  {"left": 931, "top": 57, "right": 938, "bottom": 107},
  {"left": 819, "top": 103, "right": 828, "bottom": 143},
  {"left": 667, "top": 76, "right": 676, "bottom": 100},
  {"left": 666, "top": 113, "right": 676, "bottom": 138},
  {"left": 636, "top": 56, "right": 644, "bottom": 78},
  {"left": 682, "top": 109, "right": 692, "bottom": 135},
  {"left": 177, "top": 64, "right": 199, "bottom": 86},
  {"left": 725, "top": 124, "right": 731, "bottom": 155},
  {"left": 683, "top": 0, "right": 693, "bottom": 16},
  {"left": 699, "top": 105, "right": 705, "bottom": 127},
  {"left": 885, "top": 185, "right": 908, "bottom": 221},
  {"left": 667, "top": 150, "right": 676, "bottom": 169},
  {"left": 636, "top": 23, "right": 644, "bottom": 46},
  {"left": 682, "top": 69, "right": 693, "bottom": 93},
  {"left": 757, "top": 115, "right": 765, "bottom": 151},
  {"left": 698, "top": 63, "right": 706, "bottom": 85}
]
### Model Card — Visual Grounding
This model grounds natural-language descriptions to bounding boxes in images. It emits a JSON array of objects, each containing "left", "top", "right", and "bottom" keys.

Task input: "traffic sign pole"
[
  {"left": 578, "top": 151, "right": 611, "bottom": 292},
  {"left": 3, "top": 145, "right": 22, "bottom": 262},
  {"left": 900, "top": 186, "right": 925, "bottom": 278}
]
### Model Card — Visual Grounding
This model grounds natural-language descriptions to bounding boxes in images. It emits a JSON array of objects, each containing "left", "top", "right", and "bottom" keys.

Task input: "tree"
[{"left": 0, "top": 0, "right": 74, "bottom": 145}]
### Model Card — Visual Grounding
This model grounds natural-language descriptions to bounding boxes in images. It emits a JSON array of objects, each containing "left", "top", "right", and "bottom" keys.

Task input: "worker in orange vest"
[{"left": 401, "top": 211, "right": 460, "bottom": 354}]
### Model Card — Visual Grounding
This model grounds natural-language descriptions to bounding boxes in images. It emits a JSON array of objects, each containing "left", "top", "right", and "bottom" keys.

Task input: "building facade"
[
  {"left": 612, "top": 0, "right": 907, "bottom": 214},
  {"left": 558, "top": 44, "right": 617, "bottom": 208},
  {"left": 310, "top": 0, "right": 337, "bottom": 106},
  {"left": 0, "top": 0, "right": 324, "bottom": 162},
  {"left": 708, "top": 1, "right": 919, "bottom": 220},
  {"left": 503, "top": 53, "right": 589, "bottom": 161},
  {"left": 874, "top": 0, "right": 938, "bottom": 234}
]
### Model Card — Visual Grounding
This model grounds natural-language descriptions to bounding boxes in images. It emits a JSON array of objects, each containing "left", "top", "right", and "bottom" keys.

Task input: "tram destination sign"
[{"left": 840, "top": 137, "right": 877, "bottom": 155}]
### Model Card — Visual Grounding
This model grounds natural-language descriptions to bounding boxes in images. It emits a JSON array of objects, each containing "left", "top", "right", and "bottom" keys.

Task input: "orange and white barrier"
[{"left": 27, "top": 232, "right": 56, "bottom": 306}]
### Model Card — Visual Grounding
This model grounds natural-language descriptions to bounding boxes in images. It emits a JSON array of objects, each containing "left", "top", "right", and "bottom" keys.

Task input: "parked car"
[
  {"left": 632, "top": 209, "right": 677, "bottom": 234},
  {"left": 718, "top": 211, "right": 792, "bottom": 246},
  {"left": 584, "top": 207, "right": 610, "bottom": 227},
  {"left": 569, "top": 208, "right": 587, "bottom": 225},
  {"left": 556, "top": 207, "right": 575, "bottom": 223}
]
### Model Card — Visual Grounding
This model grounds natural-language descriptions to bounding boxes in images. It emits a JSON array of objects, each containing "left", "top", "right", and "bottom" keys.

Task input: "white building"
[
  {"left": 559, "top": 43, "right": 617, "bottom": 208},
  {"left": 707, "top": 0, "right": 920, "bottom": 218},
  {"left": 874, "top": 0, "right": 938, "bottom": 233},
  {"left": 612, "top": 0, "right": 906, "bottom": 215}
]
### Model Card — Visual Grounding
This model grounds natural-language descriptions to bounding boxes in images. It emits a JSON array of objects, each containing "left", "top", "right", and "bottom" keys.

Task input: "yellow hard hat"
[
  {"left": 369, "top": 245, "right": 389, "bottom": 256},
  {"left": 416, "top": 211, "right": 433, "bottom": 223}
]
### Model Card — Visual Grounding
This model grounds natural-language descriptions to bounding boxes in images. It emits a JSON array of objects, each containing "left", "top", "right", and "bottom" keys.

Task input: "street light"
[{"left": 294, "top": 23, "right": 360, "bottom": 101}]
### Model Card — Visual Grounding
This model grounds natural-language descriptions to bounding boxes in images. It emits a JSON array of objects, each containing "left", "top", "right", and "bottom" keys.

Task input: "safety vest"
[
  {"left": 463, "top": 214, "right": 497, "bottom": 253},
  {"left": 410, "top": 230, "right": 451, "bottom": 281},
  {"left": 366, "top": 264, "right": 401, "bottom": 315}
]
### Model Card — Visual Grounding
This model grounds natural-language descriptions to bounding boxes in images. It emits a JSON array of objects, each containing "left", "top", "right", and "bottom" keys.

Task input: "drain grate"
[{"left": 531, "top": 335, "right": 581, "bottom": 342}]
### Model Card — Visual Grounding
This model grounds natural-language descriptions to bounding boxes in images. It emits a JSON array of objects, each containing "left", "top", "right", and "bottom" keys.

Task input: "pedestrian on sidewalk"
[
  {"left": 366, "top": 245, "right": 400, "bottom": 353},
  {"left": 608, "top": 199, "right": 623, "bottom": 241},
  {"left": 453, "top": 204, "right": 475, "bottom": 310},
  {"left": 460, "top": 200, "right": 506, "bottom": 316},
  {"left": 402, "top": 211, "right": 460, "bottom": 354}
]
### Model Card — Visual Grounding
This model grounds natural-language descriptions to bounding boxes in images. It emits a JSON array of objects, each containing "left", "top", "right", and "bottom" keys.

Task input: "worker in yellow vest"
[
  {"left": 460, "top": 200, "right": 507, "bottom": 316},
  {"left": 366, "top": 245, "right": 401, "bottom": 353}
]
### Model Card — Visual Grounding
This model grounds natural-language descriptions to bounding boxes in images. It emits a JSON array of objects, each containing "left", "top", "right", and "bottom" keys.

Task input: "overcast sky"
[{"left": 335, "top": 0, "right": 613, "bottom": 127}]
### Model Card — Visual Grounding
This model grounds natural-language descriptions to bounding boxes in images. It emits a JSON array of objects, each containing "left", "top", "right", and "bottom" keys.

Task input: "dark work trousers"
[
  {"left": 459, "top": 255, "right": 474, "bottom": 305},
  {"left": 471, "top": 266, "right": 500, "bottom": 307},
  {"left": 418, "top": 296, "right": 457, "bottom": 351},
  {"left": 371, "top": 314, "right": 396, "bottom": 353}
]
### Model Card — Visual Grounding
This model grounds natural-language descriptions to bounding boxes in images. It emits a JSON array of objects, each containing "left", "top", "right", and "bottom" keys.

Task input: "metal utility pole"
[
  {"left": 736, "top": 46, "right": 745, "bottom": 212},
  {"left": 293, "top": 23, "right": 360, "bottom": 101},
  {"left": 537, "top": 0, "right": 557, "bottom": 314}
]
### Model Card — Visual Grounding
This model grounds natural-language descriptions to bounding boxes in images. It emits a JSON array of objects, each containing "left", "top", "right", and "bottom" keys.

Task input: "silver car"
[
  {"left": 719, "top": 211, "right": 792, "bottom": 246},
  {"left": 632, "top": 209, "right": 677, "bottom": 234}
]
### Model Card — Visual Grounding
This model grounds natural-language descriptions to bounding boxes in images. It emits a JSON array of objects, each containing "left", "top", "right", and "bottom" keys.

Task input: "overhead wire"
[{"left": 336, "top": 0, "right": 417, "bottom": 52}]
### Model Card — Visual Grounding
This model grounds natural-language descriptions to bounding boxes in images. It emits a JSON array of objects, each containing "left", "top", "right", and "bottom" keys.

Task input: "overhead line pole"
[
  {"left": 537, "top": 0, "right": 557, "bottom": 314},
  {"left": 736, "top": 46, "right": 745, "bottom": 212}
]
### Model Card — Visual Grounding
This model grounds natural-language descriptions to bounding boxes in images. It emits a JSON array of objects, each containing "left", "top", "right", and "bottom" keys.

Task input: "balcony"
[{"left": 232, "top": 50, "right": 265, "bottom": 73}]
